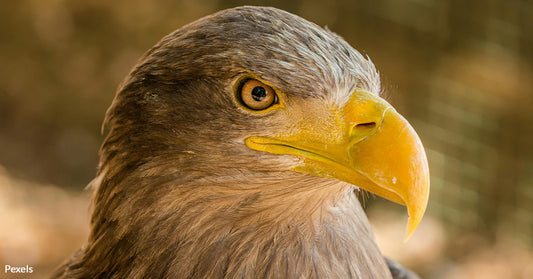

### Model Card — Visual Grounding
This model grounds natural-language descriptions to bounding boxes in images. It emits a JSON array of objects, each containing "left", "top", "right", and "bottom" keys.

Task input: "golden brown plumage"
[{"left": 53, "top": 6, "right": 428, "bottom": 279}]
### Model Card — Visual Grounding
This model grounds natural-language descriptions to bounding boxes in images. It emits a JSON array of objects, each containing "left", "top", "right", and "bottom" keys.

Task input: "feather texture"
[{"left": 53, "top": 6, "right": 392, "bottom": 279}]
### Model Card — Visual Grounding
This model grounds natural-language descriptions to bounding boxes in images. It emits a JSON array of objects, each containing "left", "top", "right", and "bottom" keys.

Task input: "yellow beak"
[{"left": 245, "top": 89, "right": 430, "bottom": 240}]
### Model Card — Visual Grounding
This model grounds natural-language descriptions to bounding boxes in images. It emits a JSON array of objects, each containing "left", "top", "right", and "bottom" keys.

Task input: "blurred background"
[{"left": 0, "top": 0, "right": 531, "bottom": 278}]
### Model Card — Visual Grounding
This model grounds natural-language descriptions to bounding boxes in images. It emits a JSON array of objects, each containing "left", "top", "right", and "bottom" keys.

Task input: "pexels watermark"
[{"left": 5, "top": 264, "right": 34, "bottom": 274}]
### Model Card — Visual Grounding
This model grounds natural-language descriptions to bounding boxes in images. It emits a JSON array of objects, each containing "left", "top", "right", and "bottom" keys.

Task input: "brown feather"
[{"left": 53, "top": 6, "right": 392, "bottom": 279}]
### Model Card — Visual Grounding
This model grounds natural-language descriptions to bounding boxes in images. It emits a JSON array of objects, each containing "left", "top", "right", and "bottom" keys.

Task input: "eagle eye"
[{"left": 238, "top": 79, "right": 277, "bottom": 111}]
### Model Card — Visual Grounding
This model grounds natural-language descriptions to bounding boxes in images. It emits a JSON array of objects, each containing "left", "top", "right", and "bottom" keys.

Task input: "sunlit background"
[{"left": 0, "top": 0, "right": 531, "bottom": 278}]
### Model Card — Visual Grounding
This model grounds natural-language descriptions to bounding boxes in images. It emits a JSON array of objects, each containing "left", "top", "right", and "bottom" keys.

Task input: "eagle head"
[{"left": 56, "top": 6, "right": 429, "bottom": 279}]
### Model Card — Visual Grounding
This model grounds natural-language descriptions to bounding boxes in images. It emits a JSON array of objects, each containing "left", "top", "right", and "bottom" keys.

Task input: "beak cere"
[{"left": 245, "top": 89, "right": 430, "bottom": 240}]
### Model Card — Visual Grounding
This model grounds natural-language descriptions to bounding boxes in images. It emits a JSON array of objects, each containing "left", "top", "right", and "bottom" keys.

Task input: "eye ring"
[{"left": 237, "top": 79, "right": 278, "bottom": 111}]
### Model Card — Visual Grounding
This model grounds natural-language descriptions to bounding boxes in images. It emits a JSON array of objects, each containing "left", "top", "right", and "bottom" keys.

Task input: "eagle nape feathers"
[{"left": 52, "top": 6, "right": 429, "bottom": 279}]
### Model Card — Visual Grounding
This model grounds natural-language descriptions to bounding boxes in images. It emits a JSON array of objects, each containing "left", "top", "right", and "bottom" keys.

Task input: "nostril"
[
  {"left": 355, "top": 122, "right": 376, "bottom": 129},
  {"left": 350, "top": 121, "right": 378, "bottom": 141}
]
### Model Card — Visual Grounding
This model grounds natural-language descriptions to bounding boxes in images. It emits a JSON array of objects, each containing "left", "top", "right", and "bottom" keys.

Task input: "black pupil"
[{"left": 251, "top": 86, "right": 267, "bottom": 101}]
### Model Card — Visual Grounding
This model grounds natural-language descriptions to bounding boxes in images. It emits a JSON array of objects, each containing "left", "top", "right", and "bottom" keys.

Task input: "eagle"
[{"left": 53, "top": 6, "right": 429, "bottom": 279}]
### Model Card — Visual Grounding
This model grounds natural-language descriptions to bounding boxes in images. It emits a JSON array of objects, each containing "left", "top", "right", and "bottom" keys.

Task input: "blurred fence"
[{"left": 347, "top": 0, "right": 533, "bottom": 245}]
